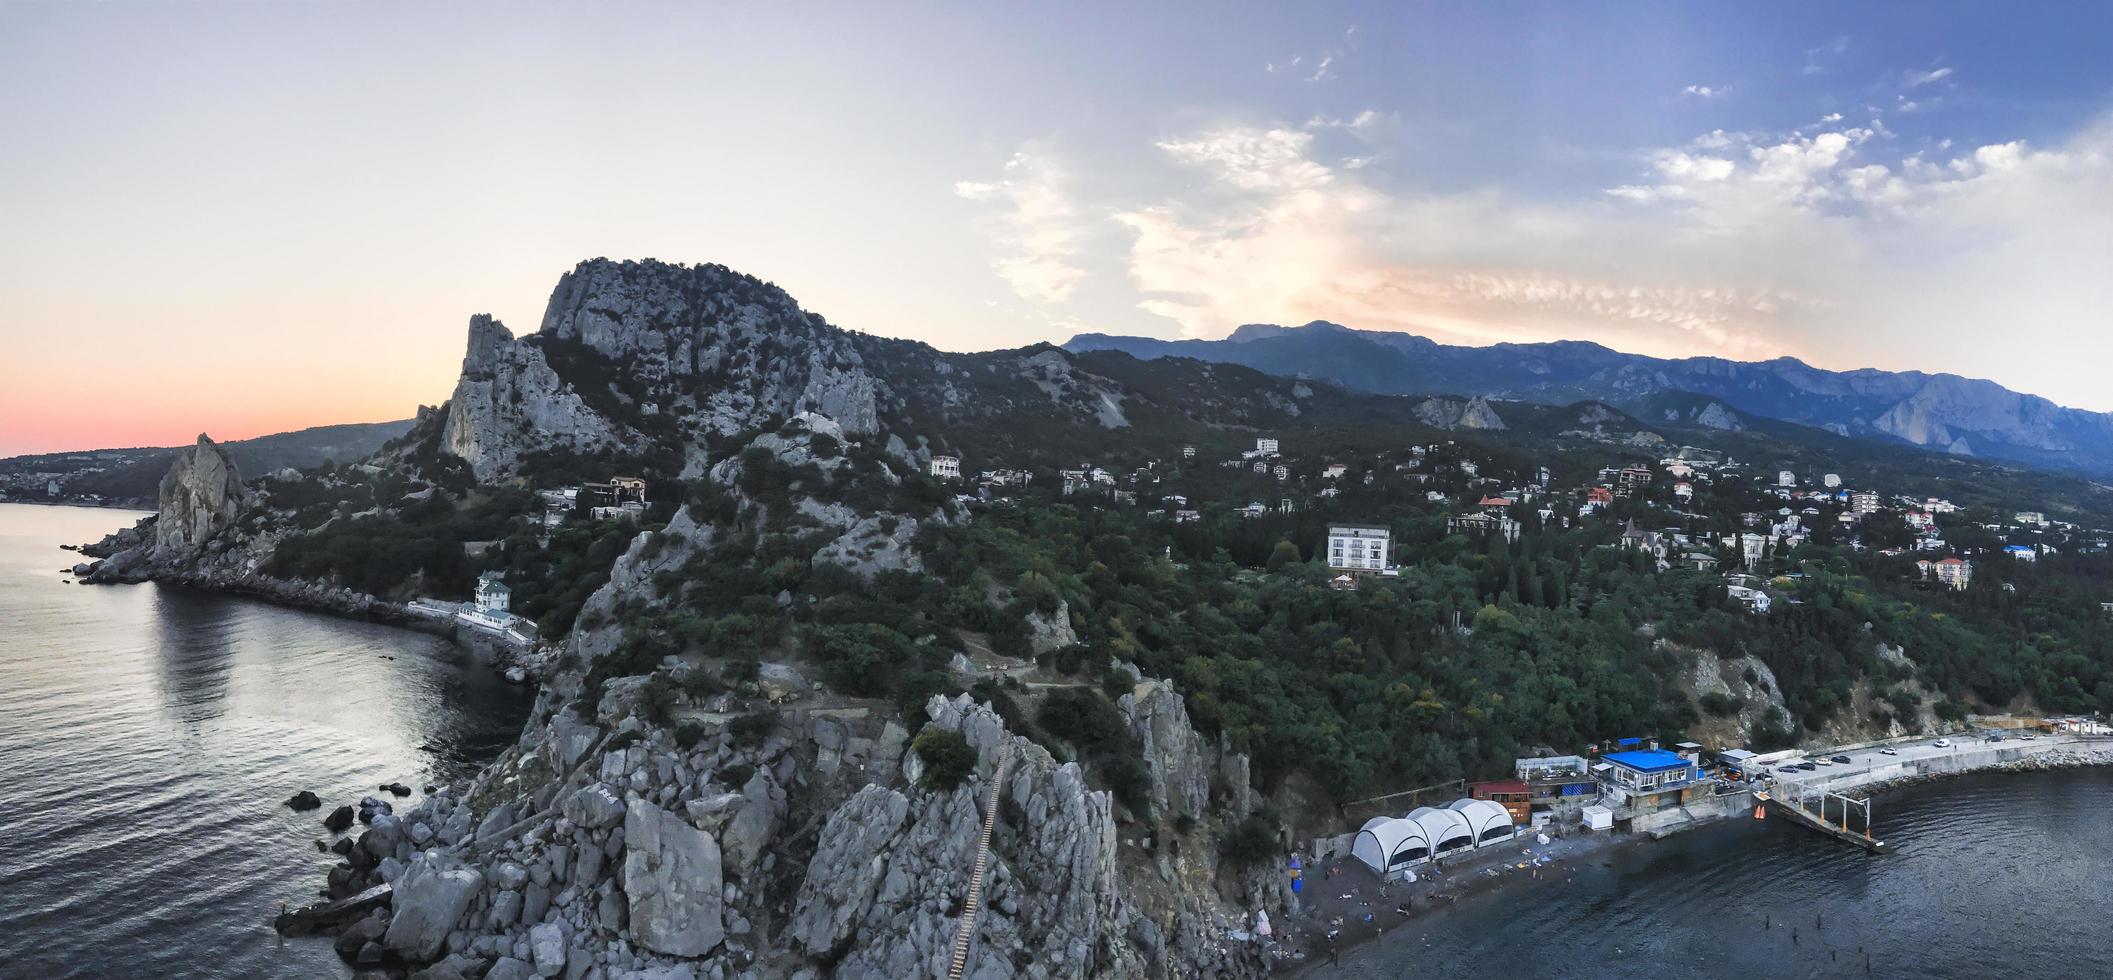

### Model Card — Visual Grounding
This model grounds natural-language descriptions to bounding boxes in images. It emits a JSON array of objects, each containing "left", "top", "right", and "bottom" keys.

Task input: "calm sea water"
[
  {"left": 0, "top": 504, "right": 533, "bottom": 979},
  {"left": 1341, "top": 764, "right": 2113, "bottom": 978}
]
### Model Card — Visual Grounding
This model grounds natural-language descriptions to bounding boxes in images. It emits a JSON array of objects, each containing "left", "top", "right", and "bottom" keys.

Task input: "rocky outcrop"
[
  {"left": 809, "top": 514, "right": 924, "bottom": 579},
  {"left": 1118, "top": 680, "right": 1210, "bottom": 823},
  {"left": 153, "top": 434, "right": 248, "bottom": 555},
  {"left": 1024, "top": 600, "right": 1079, "bottom": 654},
  {"left": 786, "top": 694, "right": 1146, "bottom": 979},
  {"left": 442, "top": 315, "right": 623, "bottom": 481},
  {"left": 1412, "top": 395, "right": 1506, "bottom": 431}
]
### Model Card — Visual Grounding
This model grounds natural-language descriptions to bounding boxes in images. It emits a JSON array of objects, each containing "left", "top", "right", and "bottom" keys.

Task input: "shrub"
[
  {"left": 1218, "top": 813, "right": 1280, "bottom": 868},
  {"left": 728, "top": 708, "right": 779, "bottom": 748},
  {"left": 1699, "top": 691, "right": 1740, "bottom": 717},
  {"left": 675, "top": 721, "right": 709, "bottom": 750},
  {"left": 912, "top": 727, "right": 979, "bottom": 791},
  {"left": 717, "top": 763, "right": 756, "bottom": 789}
]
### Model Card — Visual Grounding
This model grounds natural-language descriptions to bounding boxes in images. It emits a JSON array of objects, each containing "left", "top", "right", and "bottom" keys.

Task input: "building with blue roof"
[{"left": 1593, "top": 746, "right": 1703, "bottom": 813}]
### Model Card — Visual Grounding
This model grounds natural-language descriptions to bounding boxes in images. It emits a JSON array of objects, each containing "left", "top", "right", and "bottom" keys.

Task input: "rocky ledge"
[{"left": 279, "top": 667, "right": 1271, "bottom": 980}]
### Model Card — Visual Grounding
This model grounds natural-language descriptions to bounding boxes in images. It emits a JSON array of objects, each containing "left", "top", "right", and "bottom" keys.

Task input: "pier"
[{"left": 1754, "top": 788, "right": 1890, "bottom": 853}]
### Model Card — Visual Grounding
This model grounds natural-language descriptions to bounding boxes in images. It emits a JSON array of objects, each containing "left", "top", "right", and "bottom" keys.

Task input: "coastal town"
[{"left": 921, "top": 432, "right": 2112, "bottom": 606}]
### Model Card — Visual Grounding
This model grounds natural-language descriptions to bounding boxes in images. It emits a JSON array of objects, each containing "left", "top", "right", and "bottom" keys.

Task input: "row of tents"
[{"left": 1350, "top": 798, "right": 1517, "bottom": 879}]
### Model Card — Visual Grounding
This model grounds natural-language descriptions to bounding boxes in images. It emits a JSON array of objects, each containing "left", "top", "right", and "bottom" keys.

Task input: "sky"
[{"left": 6, "top": 2, "right": 2113, "bottom": 456}]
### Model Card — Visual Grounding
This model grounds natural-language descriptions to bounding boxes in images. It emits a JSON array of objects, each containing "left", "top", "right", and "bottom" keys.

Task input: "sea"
[{"left": 0, "top": 504, "right": 534, "bottom": 979}]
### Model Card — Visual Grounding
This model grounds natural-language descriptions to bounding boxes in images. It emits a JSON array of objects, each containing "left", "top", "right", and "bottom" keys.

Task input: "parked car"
[
  {"left": 1778, "top": 765, "right": 1800, "bottom": 773},
  {"left": 1830, "top": 755, "right": 1851, "bottom": 764},
  {"left": 1796, "top": 762, "right": 1817, "bottom": 771},
  {"left": 1813, "top": 758, "right": 1833, "bottom": 766},
  {"left": 1934, "top": 738, "right": 1953, "bottom": 748},
  {"left": 2019, "top": 733, "right": 2038, "bottom": 740},
  {"left": 1879, "top": 748, "right": 1899, "bottom": 756}
]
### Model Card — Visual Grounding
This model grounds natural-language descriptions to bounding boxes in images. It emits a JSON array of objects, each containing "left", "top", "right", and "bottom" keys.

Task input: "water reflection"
[{"left": 151, "top": 586, "right": 243, "bottom": 723}]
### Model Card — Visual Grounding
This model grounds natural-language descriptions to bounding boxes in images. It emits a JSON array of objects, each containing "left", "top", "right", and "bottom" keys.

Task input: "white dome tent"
[
  {"left": 1408, "top": 805, "right": 1476, "bottom": 857},
  {"left": 1350, "top": 797, "right": 1521, "bottom": 878},
  {"left": 1448, "top": 797, "right": 1518, "bottom": 845},
  {"left": 1350, "top": 816, "right": 1433, "bottom": 878}
]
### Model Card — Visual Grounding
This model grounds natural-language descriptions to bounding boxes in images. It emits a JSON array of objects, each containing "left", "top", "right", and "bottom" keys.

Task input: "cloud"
[
  {"left": 1682, "top": 84, "right": 1728, "bottom": 99},
  {"left": 955, "top": 144, "right": 1086, "bottom": 304},
  {"left": 1107, "top": 107, "right": 2113, "bottom": 405},
  {"left": 1801, "top": 35, "right": 1850, "bottom": 75},
  {"left": 1905, "top": 66, "right": 1954, "bottom": 87},
  {"left": 1114, "top": 118, "right": 1801, "bottom": 354}
]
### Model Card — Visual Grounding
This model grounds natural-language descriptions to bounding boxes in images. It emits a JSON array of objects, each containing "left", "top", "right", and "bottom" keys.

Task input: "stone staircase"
[{"left": 945, "top": 741, "right": 1013, "bottom": 980}]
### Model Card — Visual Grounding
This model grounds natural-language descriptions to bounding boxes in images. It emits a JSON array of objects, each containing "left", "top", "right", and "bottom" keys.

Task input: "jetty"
[
  {"left": 273, "top": 882, "right": 392, "bottom": 935},
  {"left": 1753, "top": 788, "right": 1890, "bottom": 853}
]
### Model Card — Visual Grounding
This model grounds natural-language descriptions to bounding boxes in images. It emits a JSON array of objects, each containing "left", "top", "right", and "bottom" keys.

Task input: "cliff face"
[
  {"left": 153, "top": 434, "right": 249, "bottom": 555},
  {"left": 442, "top": 315, "right": 624, "bottom": 481},
  {"left": 348, "top": 676, "right": 1260, "bottom": 980},
  {"left": 441, "top": 260, "right": 896, "bottom": 480}
]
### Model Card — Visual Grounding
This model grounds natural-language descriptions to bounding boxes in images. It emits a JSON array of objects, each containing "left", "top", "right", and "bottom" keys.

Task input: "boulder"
[
  {"left": 560, "top": 783, "right": 625, "bottom": 830},
  {"left": 409, "top": 954, "right": 484, "bottom": 980},
  {"left": 324, "top": 805, "right": 356, "bottom": 833},
  {"left": 483, "top": 957, "right": 537, "bottom": 980},
  {"left": 722, "top": 768, "right": 783, "bottom": 873},
  {"left": 333, "top": 912, "right": 389, "bottom": 960},
  {"left": 786, "top": 784, "right": 910, "bottom": 955},
  {"left": 528, "top": 922, "right": 567, "bottom": 977},
  {"left": 622, "top": 797, "right": 724, "bottom": 957},
  {"left": 286, "top": 790, "right": 323, "bottom": 811},
  {"left": 382, "top": 852, "right": 484, "bottom": 961}
]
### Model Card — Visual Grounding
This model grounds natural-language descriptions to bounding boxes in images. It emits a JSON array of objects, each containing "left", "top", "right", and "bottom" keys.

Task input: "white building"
[
  {"left": 1850, "top": 490, "right": 1881, "bottom": 516},
  {"left": 928, "top": 455, "right": 961, "bottom": 480},
  {"left": 1778, "top": 470, "right": 1796, "bottom": 487},
  {"left": 1322, "top": 463, "right": 1348, "bottom": 479},
  {"left": 1823, "top": 473, "right": 1841, "bottom": 488},
  {"left": 2015, "top": 511, "right": 2047, "bottom": 527},
  {"left": 1327, "top": 524, "right": 1393, "bottom": 573},
  {"left": 1256, "top": 437, "right": 1280, "bottom": 456},
  {"left": 475, "top": 572, "right": 511, "bottom": 615}
]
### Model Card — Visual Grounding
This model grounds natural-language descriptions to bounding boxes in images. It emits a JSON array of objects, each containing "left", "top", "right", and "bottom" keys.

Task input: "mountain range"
[{"left": 1066, "top": 321, "right": 2113, "bottom": 476}]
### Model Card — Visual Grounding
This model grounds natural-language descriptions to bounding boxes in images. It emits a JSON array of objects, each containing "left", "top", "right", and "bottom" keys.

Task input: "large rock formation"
[
  {"left": 442, "top": 315, "right": 622, "bottom": 481},
  {"left": 1118, "top": 680, "right": 1211, "bottom": 823},
  {"left": 439, "top": 260, "right": 894, "bottom": 480},
  {"left": 622, "top": 798, "right": 725, "bottom": 957},
  {"left": 153, "top": 434, "right": 248, "bottom": 555},
  {"left": 785, "top": 694, "right": 1144, "bottom": 979}
]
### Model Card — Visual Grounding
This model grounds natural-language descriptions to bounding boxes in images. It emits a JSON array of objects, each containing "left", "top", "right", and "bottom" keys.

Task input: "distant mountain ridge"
[
  {"left": 0, "top": 419, "right": 415, "bottom": 504},
  {"left": 1066, "top": 322, "right": 2113, "bottom": 475}
]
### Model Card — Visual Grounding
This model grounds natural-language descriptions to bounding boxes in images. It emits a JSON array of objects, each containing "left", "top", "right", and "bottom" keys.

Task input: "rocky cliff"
[
  {"left": 312, "top": 667, "right": 1263, "bottom": 980},
  {"left": 153, "top": 434, "right": 249, "bottom": 554}
]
